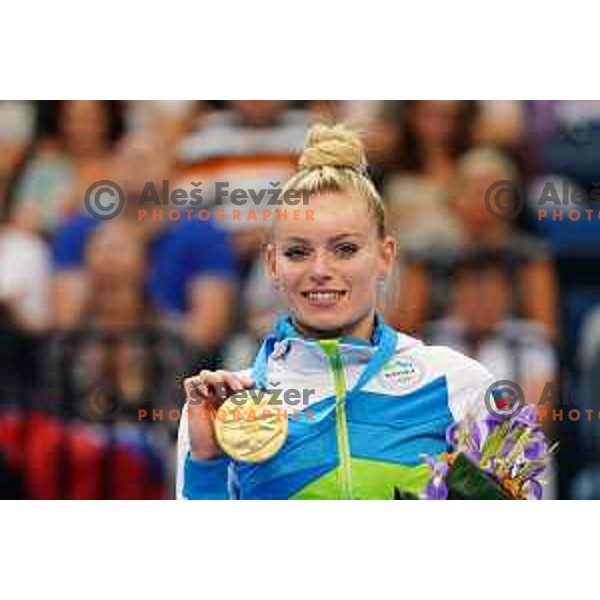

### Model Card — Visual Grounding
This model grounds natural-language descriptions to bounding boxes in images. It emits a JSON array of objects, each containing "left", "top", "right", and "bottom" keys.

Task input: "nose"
[{"left": 308, "top": 249, "right": 333, "bottom": 284}]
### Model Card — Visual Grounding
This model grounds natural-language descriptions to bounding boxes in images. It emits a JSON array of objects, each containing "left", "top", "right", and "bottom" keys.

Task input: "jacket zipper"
[{"left": 318, "top": 340, "right": 353, "bottom": 500}]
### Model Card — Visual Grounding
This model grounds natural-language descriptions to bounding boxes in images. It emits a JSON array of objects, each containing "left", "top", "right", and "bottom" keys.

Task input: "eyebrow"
[{"left": 282, "top": 233, "right": 362, "bottom": 245}]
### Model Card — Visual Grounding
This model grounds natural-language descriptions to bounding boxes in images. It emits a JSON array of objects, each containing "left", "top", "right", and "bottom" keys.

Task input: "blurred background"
[{"left": 1, "top": 99, "right": 600, "bottom": 499}]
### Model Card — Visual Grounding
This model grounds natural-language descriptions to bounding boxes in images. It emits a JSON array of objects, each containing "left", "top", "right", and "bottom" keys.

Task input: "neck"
[{"left": 291, "top": 311, "right": 377, "bottom": 343}]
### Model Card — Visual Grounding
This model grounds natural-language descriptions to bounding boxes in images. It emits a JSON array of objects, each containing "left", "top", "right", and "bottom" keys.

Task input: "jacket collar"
[{"left": 252, "top": 313, "right": 398, "bottom": 389}]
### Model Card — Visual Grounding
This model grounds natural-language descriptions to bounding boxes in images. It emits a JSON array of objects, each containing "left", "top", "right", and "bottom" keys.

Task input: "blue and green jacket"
[{"left": 177, "top": 315, "right": 495, "bottom": 499}]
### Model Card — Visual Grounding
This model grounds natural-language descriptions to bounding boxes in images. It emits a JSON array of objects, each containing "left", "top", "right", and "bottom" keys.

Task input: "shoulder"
[
  {"left": 160, "top": 217, "right": 231, "bottom": 250},
  {"left": 392, "top": 331, "right": 496, "bottom": 421},
  {"left": 51, "top": 212, "right": 100, "bottom": 265},
  {"left": 397, "top": 335, "right": 494, "bottom": 387},
  {"left": 53, "top": 212, "right": 99, "bottom": 245},
  {"left": 165, "top": 218, "right": 235, "bottom": 270}
]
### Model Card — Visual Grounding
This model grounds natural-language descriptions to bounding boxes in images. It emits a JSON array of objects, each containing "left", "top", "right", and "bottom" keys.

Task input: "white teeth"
[{"left": 306, "top": 292, "right": 343, "bottom": 301}]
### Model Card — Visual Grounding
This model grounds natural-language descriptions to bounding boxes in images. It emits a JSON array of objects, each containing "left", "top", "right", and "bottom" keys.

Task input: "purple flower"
[
  {"left": 422, "top": 455, "right": 449, "bottom": 479},
  {"left": 515, "top": 460, "right": 546, "bottom": 483},
  {"left": 424, "top": 478, "right": 448, "bottom": 500},
  {"left": 446, "top": 422, "right": 459, "bottom": 447},
  {"left": 484, "top": 415, "right": 503, "bottom": 434},
  {"left": 524, "top": 479, "right": 544, "bottom": 500},
  {"left": 524, "top": 438, "right": 546, "bottom": 461},
  {"left": 420, "top": 454, "right": 451, "bottom": 499},
  {"left": 528, "top": 465, "right": 546, "bottom": 479},
  {"left": 436, "top": 462, "right": 449, "bottom": 479},
  {"left": 470, "top": 422, "right": 482, "bottom": 451},
  {"left": 514, "top": 404, "right": 539, "bottom": 427},
  {"left": 500, "top": 436, "right": 516, "bottom": 458},
  {"left": 465, "top": 449, "right": 482, "bottom": 463}
]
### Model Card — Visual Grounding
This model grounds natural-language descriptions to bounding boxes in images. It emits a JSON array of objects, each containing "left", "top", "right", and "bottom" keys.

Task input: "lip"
[{"left": 300, "top": 290, "right": 348, "bottom": 308}]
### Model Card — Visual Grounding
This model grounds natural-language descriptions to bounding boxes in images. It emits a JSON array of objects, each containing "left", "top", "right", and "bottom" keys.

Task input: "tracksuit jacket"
[{"left": 177, "top": 315, "right": 495, "bottom": 499}]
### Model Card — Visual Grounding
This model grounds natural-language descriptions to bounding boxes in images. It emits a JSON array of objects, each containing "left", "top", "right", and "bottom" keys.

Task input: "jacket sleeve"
[
  {"left": 176, "top": 403, "right": 229, "bottom": 499},
  {"left": 430, "top": 345, "right": 497, "bottom": 422}
]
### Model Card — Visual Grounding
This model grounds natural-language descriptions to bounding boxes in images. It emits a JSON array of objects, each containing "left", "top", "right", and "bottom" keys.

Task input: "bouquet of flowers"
[{"left": 395, "top": 405, "right": 555, "bottom": 500}]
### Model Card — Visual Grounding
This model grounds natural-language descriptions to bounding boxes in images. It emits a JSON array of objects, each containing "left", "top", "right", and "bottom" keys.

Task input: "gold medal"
[{"left": 214, "top": 389, "right": 288, "bottom": 463}]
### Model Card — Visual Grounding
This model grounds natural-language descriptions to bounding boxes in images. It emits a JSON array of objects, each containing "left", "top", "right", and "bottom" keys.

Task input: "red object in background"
[
  {"left": 23, "top": 412, "right": 65, "bottom": 499},
  {"left": 110, "top": 427, "right": 168, "bottom": 500},
  {"left": 111, "top": 445, "right": 148, "bottom": 499},
  {"left": 1, "top": 410, "right": 168, "bottom": 499},
  {"left": 0, "top": 411, "right": 25, "bottom": 469},
  {"left": 66, "top": 424, "right": 107, "bottom": 499}
]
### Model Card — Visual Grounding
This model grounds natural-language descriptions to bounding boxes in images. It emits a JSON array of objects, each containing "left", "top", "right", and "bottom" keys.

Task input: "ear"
[
  {"left": 378, "top": 235, "right": 397, "bottom": 281},
  {"left": 265, "top": 242, "right": 280, "bottom": 288}
]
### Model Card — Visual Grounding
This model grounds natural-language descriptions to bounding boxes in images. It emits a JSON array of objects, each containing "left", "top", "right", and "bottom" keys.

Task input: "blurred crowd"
[{"left": 1, "top": 100, "right": 600, "bottom": 499}]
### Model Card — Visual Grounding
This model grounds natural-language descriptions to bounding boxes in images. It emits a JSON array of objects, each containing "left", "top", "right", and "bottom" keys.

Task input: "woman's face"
[
  {"left": 454, "top": 171, "right": 506, "bottom": 233},
  {"left": 451, "top": 268, "right": 511, "bottom": 336},
  {"left": 411, "top": 100, "right": 460, "bottom": 148},
  {"left": 266, "top": 192, "right": 396, "bottom": 339},
  {"left": 61, "top": 100, "right": 109, "bottom": 156},
  {"left": 85, "top": 222, "right": 146, "bottom": 285}
]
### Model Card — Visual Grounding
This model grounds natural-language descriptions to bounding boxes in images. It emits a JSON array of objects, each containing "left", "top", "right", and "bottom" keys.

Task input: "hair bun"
[{"left": 298, "top": 124, "right": 366, "bottom": 173}]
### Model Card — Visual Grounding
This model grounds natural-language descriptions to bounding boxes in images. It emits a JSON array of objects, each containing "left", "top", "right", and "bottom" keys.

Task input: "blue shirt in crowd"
[{"left": 52, "top": 213, "right": 236, "bottom": 315}]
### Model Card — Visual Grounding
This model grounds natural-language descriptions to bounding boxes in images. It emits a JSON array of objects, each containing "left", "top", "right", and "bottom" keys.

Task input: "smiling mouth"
[{"left": 301, "top": 290, "right": 347, "bottom": 305}]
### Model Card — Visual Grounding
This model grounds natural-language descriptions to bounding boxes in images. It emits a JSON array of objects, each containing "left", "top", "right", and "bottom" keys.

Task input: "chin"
[{"left": 293, "top": 310, "right": 355, "bottom": 337}]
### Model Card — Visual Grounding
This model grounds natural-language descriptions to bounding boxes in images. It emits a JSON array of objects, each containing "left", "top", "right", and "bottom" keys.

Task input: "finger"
[
  {"left": 187, "top": 385, "right": 209, "bottom": 406},
  {"left": 214, "top": 371, "right": 245, "bottom": 402},
  {"left": 187, "top": 371, "right": 237, "bottom": 406},
  {"left": 185, "top": 370, "right": 211, "bottom": 388},
  {"left": 184, "top": 371, "right": 252, "bottom": 407},
  {"left": 239, "top": 374, "right": 255, "bottom": 388},
  {"left": 185, "top": 371, "right": 214, "bottom": 405},
  {"left": 218, "top": 370, "right": 245, "bottom": 391}
]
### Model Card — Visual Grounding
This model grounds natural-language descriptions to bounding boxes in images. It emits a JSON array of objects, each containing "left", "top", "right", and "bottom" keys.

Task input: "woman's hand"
[{"left": 183, "top": 370, "right": 254, "bottom": 459}]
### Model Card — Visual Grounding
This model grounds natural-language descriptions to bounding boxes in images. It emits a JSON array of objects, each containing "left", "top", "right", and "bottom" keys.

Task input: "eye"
[
  {"left": 334, "top": 242, "right": 359, "bottom": 258},
  {"left": 283, "top": 246, "right": 310, "bottom": 261}
]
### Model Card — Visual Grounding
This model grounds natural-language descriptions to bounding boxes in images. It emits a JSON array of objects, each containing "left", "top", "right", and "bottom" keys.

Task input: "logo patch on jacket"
[{"left": 379, "top": 357, "right": 424, "bottom": 390}]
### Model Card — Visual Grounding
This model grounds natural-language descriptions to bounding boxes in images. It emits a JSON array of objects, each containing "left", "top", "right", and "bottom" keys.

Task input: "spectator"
[
  {"left": 0, "top": 101, "right": 35, "bottom": 207},
  {"left": 386, "top": 146, "right": 559, "bottom": 340},
  {"left": 474, "top": 101, "right": 526, "bottom": 150},
  {"left": 11, "top": 101, "right": 123, "bottom": 234},
  {"left": 51, "top": 132, "right": 237, "bottom": 358},
  {"left": 177, "top": 100, "right": 311, "bottom": 274},
  {"left": 424, "top": 251, "right": 557, "bottom": 407},
  {"left": 0, "top": 197, "right": 52, "bottom": 498},
  {"left": 0, "top": 217, "right": 51, "bottom": 398},
  {"left": 384, "top": 100, "right": 479, "bottom": 250},
  {"left": 124, "top": 101, "right": 210, "bottom": 150},
  {"left": 42, "top": 221, "right": 188, "bottom": 498},
  {"left": 424, "top": 251, "right": 557, "bottom": 497}
]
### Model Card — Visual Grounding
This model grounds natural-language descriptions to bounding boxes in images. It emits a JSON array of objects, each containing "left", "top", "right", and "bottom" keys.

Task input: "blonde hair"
[{"left": 281, "top": 123, "right": 386, "bottom": 237}]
